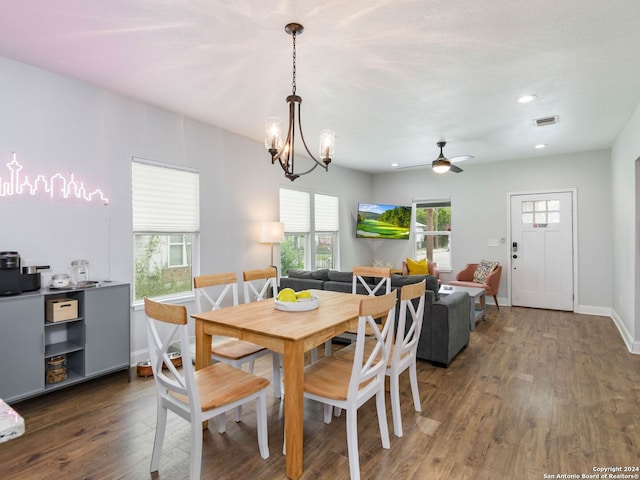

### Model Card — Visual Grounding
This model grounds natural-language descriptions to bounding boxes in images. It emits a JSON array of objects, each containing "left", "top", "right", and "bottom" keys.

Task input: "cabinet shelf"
[
  {"left": 45, "top": 341, "right": 84, "bottom": 358},
  {"left": 45, "top": 317, "right": 84, "bottom": 327},
  {"left": 44, "top": 369, "right": 83, "bottom": 390}
]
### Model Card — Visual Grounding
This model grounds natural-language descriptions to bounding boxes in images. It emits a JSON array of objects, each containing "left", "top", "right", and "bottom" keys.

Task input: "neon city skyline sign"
[{"left": 0, "top": 152, "right": 109, "bottom": 204}]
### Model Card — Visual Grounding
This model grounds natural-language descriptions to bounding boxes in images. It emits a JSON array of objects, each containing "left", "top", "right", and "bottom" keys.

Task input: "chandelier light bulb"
[{"left": 265, "top": 117, "right": 283, "bottom": 151}]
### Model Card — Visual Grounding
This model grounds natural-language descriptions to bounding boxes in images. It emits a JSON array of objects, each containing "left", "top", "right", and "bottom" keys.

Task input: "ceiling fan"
[{"left": 397, "top": 141, "right": 473, "bottom": 173}]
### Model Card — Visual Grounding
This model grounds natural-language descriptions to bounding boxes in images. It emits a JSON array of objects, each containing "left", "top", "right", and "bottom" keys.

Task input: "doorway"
[{"left": 509, "top": 190, "right": 576, "bottom": 311}]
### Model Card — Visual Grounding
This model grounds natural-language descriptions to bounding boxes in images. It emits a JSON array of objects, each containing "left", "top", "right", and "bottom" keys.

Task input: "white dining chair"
[
  {"left": 144, "top": 297, "right": 269, "bottom": 480},
  {"left": 242, "top": 267, "right": 283, "bottom": 398},
  {"left": 325, "top": 266, "right": 392, "bottom": 357},
  {"left": 303, "top": 291, "right": 397, "bottom": 480},
  {"left": 194, "top": 272, "right": 275, "bottom": 419},
  {"left": 334, "top": 279, "right": 426, "bottom": 437}
]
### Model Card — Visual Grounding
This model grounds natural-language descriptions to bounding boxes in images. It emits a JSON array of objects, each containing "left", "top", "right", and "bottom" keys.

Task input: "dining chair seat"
[{"left": 212, "top": 338, "right": 266, "bottom": 361}]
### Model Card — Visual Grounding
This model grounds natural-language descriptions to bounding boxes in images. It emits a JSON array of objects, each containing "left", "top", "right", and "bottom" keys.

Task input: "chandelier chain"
[{"left": 291, "top": 31, "right": 296, "bottom": 95}]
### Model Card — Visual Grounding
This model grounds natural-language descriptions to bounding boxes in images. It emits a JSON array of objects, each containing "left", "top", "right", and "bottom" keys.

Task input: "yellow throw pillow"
[{"left": 406, "top": 258, "right": 429, "bottom": 275}]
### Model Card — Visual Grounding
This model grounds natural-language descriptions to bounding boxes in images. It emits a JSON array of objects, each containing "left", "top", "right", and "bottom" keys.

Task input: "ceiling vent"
[{"left": 534, "top": 115, "right": 559, "bottom": 127}]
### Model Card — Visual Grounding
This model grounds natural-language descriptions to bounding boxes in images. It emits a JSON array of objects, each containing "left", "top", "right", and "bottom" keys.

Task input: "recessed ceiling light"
[
  {"left": 391, "top": 163, "right": 399, "bottom": 167},
  {"left": 518, "top": 94, "right": 537, "bottom": 103},
  {"left": 535, "top": 144, "right": 547, "bottom": 149}
]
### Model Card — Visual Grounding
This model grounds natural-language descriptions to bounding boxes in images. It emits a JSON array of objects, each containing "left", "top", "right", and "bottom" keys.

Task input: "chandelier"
[{"left": 265, "top": 23, "right": 335, "bottom": 181}]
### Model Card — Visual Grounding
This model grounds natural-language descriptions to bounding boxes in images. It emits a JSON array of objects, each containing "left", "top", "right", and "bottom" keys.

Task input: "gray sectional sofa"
[{"left": 280, "top": 269, "right": 471, "bottom": 367}]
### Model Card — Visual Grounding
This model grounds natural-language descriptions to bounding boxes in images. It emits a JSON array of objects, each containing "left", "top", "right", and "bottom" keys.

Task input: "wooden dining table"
[{"left": 192, "top": 288, "right": 363, "bottom": 480}]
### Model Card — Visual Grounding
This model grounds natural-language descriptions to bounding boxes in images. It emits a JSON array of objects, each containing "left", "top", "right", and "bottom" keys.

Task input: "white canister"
[
  {"left": 50, "top": 273, "right": 71, "bottom": 288},
  {"left": 71, "top": 260, "right": 90, "bottom": 285}
]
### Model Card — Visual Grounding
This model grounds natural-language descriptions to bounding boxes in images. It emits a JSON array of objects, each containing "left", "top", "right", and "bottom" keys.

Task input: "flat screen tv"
[{"left": 356, "top": 203, "right": 411, "bottom": 239}]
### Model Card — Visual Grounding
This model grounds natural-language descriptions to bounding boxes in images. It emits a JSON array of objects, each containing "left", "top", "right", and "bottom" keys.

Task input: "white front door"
[{"left": 510, "top": 191, "right": 574, "bottom": 310}]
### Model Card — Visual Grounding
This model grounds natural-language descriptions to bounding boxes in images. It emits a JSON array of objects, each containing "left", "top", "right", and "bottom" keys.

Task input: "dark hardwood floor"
[{"left": 2, "top": 307, "right": 639, "bottom": 479}]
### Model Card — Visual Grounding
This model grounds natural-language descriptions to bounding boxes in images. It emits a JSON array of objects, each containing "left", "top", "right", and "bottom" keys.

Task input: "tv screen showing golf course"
[{"left": 356, "top": 203, "right": 411, "bottom": 239}]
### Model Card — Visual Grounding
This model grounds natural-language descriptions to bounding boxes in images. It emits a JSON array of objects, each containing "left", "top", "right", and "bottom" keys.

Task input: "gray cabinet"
[
  {"left": 0, "top": 283, "right": 130, "bottom": 404},
  {"left": 84, "top": 284, "right": 130, "bottom": 376},
  {"left": 0, "top": 296, "right": 44, "bottom": 400}
]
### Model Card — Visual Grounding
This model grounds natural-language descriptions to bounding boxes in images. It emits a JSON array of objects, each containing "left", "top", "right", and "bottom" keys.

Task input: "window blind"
[
  {"left": 280, "top": 188, "right": 310, "bottom": 232},
  {"left": 315, "top": 193, "right": 339, "bottom": 231},
  {"left": 132, "top": 159, "right": 200, "bottom": 232}
]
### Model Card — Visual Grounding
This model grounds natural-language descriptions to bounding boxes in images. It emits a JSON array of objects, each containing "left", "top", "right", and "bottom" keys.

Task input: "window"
[
  {"left": 279, "top": 188, "right": 339, "bottom": 274},
  {"left": 414, "top": 200, "right": 451, "bottom": 271},
  {"left": 132, "top": 159, "right": 199, "bottom": 302},
  {"left": 314, "top": 193, "right": 339, "bottom": 269},
  {"left": 280, "top": 188, "right": 310, "bottom": 273},
  {"left": 521, "top": 199, "right": 560, "bottom": 224}
]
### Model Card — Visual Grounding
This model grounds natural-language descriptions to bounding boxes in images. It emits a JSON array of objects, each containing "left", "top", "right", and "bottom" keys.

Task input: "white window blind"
[
  {"left": 280, "top": 188, "right": 310, "bottom": 232},
  {"left": 315, "top": 193, "right": 339, "bottom": 231},
  {"left": 132, "top": 159, "right": 200, "bottom": 232}
]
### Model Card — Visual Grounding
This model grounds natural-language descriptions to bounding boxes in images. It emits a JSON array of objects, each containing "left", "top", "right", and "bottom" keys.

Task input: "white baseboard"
[
  {"left": 610, "top": 309, "right": 640, "bottom": 354},
  {"left": 576, "top": 304, "right": 612, "bottom": 317}
]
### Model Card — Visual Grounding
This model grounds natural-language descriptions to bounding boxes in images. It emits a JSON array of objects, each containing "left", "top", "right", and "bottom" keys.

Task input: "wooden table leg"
[
  {"left": 195, "top": 318, "right": 210, "bottom": 370},
  {"left": 283, "top": 340, "right": 305, "bottom": 480}
]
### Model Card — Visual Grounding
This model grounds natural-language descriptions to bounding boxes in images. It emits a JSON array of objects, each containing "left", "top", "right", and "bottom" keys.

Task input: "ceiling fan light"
[
  {"left": 432, "top": 160, "right": 451, "bottom": 174},
  {"left": 518, "top": 94, "right": 537, "bottom": 103}
]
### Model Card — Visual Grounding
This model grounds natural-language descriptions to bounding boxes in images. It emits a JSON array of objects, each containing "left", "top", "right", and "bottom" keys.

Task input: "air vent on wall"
[{"left": 534, "top": 115, "right": 559, "bottom": 127}]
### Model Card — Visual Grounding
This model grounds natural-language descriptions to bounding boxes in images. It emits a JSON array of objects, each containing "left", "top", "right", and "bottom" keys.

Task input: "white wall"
[
  {"left": 2, "top": 53, "right": 636, "bottom": 362},
  {"left": 611, "top": 101, "right": 640, "bottom": 353},
  {"left": 372, "top": 150, "right": 613, "bottom": 311},
  {"left": 0, "top": 56, "right": 372, "bottom": 362}
]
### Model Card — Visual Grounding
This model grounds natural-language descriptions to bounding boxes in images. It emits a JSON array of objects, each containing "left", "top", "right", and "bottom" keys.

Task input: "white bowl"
[{"left": 274, "top": 295, "right": 319, "bottom": 312}]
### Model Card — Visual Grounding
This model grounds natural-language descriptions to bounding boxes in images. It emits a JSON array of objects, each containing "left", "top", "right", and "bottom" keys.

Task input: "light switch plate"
[{"left": 488, "top": 238, "right": 500, "bottom": 247}]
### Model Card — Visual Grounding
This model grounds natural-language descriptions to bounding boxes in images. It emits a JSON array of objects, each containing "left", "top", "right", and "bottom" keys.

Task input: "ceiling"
[{"left": 1, "top": 0, "right": 640, "bottom": 174}]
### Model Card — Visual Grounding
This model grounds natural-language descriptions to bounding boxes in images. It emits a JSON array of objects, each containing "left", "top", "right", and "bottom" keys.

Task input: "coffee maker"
[{"left": 0, "top": 251, "right": 49, "bottom": 295}]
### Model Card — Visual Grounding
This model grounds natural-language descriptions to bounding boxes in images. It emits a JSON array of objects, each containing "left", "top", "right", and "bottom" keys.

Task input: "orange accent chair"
[{"left": 449, "top": 263, "right": 502, "bottom": 309}]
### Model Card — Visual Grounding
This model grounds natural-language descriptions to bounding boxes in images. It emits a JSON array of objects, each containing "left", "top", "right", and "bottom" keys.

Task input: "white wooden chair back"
[
  {"left": 194, "top": 272, "right": 239, "bottom": 312},
  {"left": 145, "top": 298, "right": 201, "bottom": 416},
  {"left": 243, "top": 267, "right": 278, "bottom": 303},
  {"left": 352, "top": 266, "right": 392, "bottom": 296},
  {"left": 387, "top": 280, "right": 426, "bottom": 438},
  {"left": 348, "top": 291, "right": 397, "bottom": 399},
  {"left": 392, "top": 280, "right": 426, "bottom": 366}
]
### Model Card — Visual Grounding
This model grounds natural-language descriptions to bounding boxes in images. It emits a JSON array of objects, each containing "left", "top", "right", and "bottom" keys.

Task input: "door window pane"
[{"left": 522, "top": 199, "right": 560, "bottom": 225}]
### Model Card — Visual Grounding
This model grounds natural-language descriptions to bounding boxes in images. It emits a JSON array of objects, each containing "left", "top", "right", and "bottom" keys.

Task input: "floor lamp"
[{"left": 260, "top": 221, "right": 285, "bottom": 275}]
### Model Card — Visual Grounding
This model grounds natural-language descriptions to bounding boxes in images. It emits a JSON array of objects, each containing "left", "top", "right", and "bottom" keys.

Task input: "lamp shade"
[{"left": 260, "top": 221, "right": 285, "bottom": 243}]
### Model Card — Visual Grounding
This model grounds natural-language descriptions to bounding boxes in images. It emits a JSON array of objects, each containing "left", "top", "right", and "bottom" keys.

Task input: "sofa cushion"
[
  {"left": 405, "top": 257, "right": 429, "bottom": 275},
  {"left": 473, "top": 260, "right": 498, "bottom": 284},
  {"left": 328, "top": 270, "right": 354, "bottom": 283},
  {"left": 287, "top": 268, "right": 330, "bottom": 281}
]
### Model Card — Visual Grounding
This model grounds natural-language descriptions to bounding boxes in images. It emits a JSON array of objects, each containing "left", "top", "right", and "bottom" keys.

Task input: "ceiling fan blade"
[
  {"left": 449, "top": 163, "right": 463, "bottom": 173},
  {"left": 449, "top": 154, "right": 474, "bottom": 163},
  {"left": 394, "top": 164, "right": 429, "bottom": 170}
]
